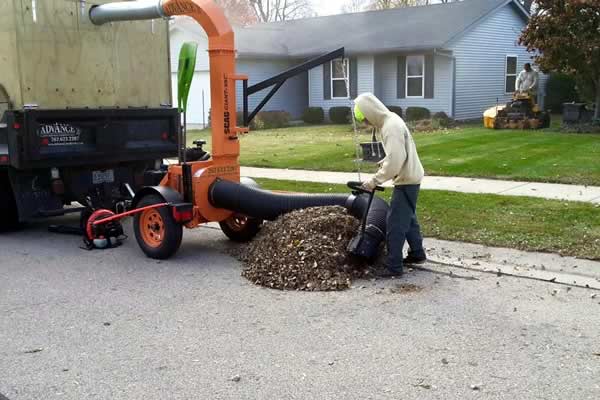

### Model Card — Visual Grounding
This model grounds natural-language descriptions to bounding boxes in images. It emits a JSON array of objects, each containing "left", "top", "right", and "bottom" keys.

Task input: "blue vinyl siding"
[
  {"left": 308, "top": 55, "right": 375, "bottom": 120},
  {"left": 170, "top": 27, "right": 209, "bottom": 73},
  {"left": 309, "top": 54, "right": 452, "bottom": 118},
  {"left": 236, "top": 58, "right": 308, "bottom": 119},
  {"left": 448, "top": 3, "right": 544, "bottom": 120},
  {"left": 375, "top": 53, "right": 453, "bottom": 116}
]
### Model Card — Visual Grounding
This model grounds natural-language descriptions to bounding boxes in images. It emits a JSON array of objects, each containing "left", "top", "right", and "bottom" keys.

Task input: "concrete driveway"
[{"left": 1, "top": 216, "right": 599, "bottom": 400}]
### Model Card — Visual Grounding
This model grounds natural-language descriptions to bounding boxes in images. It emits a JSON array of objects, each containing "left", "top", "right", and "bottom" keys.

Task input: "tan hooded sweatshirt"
[{"left": 355, "top": 93, "right": 424, "bottom": 186}]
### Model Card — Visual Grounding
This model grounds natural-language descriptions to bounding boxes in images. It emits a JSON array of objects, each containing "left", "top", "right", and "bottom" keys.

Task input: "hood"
[{"left": 355, "top": 93, "right": 390, "bottom": 129}]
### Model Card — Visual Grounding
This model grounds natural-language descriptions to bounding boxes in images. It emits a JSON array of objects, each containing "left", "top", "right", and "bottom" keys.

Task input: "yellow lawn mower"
[{"left": 484, "top": 92, "right": 550, "bottom": 130}]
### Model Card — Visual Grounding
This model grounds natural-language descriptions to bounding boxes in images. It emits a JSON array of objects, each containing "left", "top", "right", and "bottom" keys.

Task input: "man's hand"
[{"left": 361, "top": 180, "right": 377, "bottom": 192}]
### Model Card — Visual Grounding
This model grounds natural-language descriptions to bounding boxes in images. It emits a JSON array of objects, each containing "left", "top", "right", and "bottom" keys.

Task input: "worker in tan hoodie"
[{"left": 354, "top": 93, "right": 426, "bottom": 277}]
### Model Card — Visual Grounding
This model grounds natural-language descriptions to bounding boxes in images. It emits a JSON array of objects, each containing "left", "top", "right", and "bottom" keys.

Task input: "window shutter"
[
  {"left": 425, "top": 53, "right": 435, "bottom": 99},
  {"left": 350, "top": 58, "right": 358, "bottom": 98},
  {"left": 323, "top": 63, "right": 331, "bottom": 100},
  {"left": 397, "top": 56, "right": 406, "bottom": 99}
]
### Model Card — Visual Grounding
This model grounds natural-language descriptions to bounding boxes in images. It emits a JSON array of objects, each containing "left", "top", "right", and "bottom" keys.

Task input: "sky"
[
  {"left": 311, "top": 0, "right": 447, "bottom": 16},
  {"left": 311, "top": 0, "right": 348, "bottom": 16}
]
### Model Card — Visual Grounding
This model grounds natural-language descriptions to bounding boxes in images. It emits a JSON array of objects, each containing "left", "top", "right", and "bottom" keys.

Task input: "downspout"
[{"left": 434, "top": 49, "right": 456, "bottom": 119}]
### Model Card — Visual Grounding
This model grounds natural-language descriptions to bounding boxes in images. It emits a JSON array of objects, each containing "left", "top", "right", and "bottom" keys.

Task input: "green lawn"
[
  {"left": 254, "top": 178, "right": 600, "bottom": 261},
  {"left": 189, "top": 121, "right": 600, "bottom": 186}
]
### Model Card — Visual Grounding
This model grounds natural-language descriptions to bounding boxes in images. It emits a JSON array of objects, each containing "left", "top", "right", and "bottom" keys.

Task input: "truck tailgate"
[{"left": 10, "top": 108, "right": 179, "bottom": 168}]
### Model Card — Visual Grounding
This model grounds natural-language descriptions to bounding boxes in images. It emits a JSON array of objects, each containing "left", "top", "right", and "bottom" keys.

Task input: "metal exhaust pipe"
[{"left": 89, "top": 0, "right": 167, "bottom": 25}]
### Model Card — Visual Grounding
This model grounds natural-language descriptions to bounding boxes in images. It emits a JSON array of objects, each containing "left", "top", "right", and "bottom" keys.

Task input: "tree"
[
  {"left": 519, "top": 0, "right": 600, "bottom": 118},
  {"left": 369, "top": 0, "right": 420, "bottom": 9},
  {"left": 521, "top": 0, "right": 534, "bottom": 12},
  {"left": 368, "top": 0, "right": 460, "bottom": 9},
  {"left": 342, "top": 0, "right": 366, "bottom": 13},
  {"left": 248, "top": 0, "right": 314, "bottom": 22},
  {"left": 214, "top": 0, "right": 257, "bottom": 25}
]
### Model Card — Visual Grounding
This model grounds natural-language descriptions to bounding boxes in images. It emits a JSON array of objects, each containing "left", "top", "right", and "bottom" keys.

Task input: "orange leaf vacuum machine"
[{"left": 79, "top": 0, "right": 389, "bottom": 260}]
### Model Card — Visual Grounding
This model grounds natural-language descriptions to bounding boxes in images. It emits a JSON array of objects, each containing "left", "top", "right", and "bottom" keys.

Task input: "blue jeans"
[{"left": 386, "top": 184, "right": 425, "bottom": 272}]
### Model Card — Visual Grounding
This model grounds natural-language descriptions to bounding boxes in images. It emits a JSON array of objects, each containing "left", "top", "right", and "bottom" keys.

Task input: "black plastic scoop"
[{"left": 346, "top": 181, "right": 385, "bottom": 258}]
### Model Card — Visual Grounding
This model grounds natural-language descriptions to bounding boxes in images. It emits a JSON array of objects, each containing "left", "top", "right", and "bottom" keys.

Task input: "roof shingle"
[{"left": 173, "top": 0, "right": 526, "bottom": 58}]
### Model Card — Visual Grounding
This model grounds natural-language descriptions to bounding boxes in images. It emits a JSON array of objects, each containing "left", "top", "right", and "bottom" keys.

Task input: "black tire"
[
  {"left": 219, "top": 214, "right": 262, "bottom": 243},
  {"left": 0, "top": 171, "right": 19, "bottom": 232},
  {"left": 133, "top": 194, "right": 183, "bottom": 259},
  {"left": 541, "top": 112, "right": 551, "bottom": 129}
]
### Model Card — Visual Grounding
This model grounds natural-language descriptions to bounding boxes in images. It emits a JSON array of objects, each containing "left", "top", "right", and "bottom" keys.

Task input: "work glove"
[{"left": 361, "top": 179, "right": 378, "bottom": 192}]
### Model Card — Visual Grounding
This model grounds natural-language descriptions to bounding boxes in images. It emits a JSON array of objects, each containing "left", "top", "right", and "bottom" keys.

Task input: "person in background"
[
  {"left": 354, "top": 93, "right": 427, "bottom": 278},
  {"left": 516, "top": 63, "right": 539, "bottom": 102}
]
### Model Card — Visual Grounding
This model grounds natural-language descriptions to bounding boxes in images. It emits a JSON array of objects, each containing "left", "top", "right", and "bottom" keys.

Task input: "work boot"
[{"left": 403, "top": 253, "right": 427, "bottom": 265}]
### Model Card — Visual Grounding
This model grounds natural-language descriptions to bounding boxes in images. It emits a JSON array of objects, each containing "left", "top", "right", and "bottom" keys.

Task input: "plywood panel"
[
  {"left": 18, "top": 23, "right": 83, "bottom": 107},
  {"left": 0, "top": 0, "right": 22, "bottom": 108},
  {"left": 20, "top": 0, "right": 78, "bottom": 28},
  {"left": 4, "top": 0, "right": 171, "bottom": 109},
  {"left": 114, "top": 19, "right": 172, "bottom": 107}
]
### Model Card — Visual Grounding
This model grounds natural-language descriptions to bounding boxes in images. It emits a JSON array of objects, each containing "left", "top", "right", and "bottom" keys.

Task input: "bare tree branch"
[
  {"left": 249, "top": 0, "right": 313, "bottom": 22},
  {"left": 342, "top": 0, "right": 366, "bottom": 13},
  {"left": 214, "top": 0, "right": 257, "bottom": 25}
]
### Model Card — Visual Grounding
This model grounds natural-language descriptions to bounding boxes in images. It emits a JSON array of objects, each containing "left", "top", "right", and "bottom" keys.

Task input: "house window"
[
  {"left": 331, "top": 58, "right": 349, "bottom": 99},
  {"left": 406, "top": 55, "right": 425, "bottom": 98},
  {"left": 506, "top": 55, "right": 518, "bottom": 93}
]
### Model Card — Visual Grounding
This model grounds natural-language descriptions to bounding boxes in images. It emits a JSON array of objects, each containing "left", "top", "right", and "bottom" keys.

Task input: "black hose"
[
  {"left": 209, "top": 178, "right": 389, "bottom": 258},
  {"left": 347, "top": 193, "right": 388, "bottom": 242},
  {"left": 345, "top": 193, "right": 388, "bottom": 258},
  {"left": 209, "top": 178, "right": 350, "bottom": 221}
]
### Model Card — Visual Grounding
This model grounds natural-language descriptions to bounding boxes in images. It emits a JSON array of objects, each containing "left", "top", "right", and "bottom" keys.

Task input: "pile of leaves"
[{"left": 237, "top": 206, "right": 374, "bottom": 291}]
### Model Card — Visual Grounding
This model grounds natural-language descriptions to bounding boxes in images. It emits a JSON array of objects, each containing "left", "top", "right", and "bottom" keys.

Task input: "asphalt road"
[{"left": 1, "top": 216, "right": 599, "bottom": 400}]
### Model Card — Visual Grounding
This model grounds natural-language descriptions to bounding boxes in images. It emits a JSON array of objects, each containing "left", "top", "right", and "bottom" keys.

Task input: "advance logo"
[{"left": 37, "top": 123, "right": 83, "bottom": 146}]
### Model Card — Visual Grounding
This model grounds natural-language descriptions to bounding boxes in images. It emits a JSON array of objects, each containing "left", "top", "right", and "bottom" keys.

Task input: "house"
[{"left": 169, "top": 0, "right": 545, "bottom": 125}]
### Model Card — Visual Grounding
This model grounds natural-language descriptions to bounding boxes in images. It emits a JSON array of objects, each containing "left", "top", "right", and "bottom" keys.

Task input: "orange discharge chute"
[{"left": 158, "top": 0, "right": 249, "bottom": 224}]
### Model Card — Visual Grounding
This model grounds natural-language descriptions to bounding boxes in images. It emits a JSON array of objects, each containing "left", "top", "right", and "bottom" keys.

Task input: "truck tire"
[
  {"left": 133, "top": 194, "right": 183, "bottom": 259},
  {"left": 0, "top": 172, "right": 19, "bottom": 232},
  {"left": 219, "top": 214, "right": 262, "bottom": 243}
]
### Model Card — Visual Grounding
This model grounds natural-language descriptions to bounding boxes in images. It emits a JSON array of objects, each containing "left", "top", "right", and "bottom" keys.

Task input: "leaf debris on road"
[{"left": 235, "top": 207, "right": 373, "bottom": 291}]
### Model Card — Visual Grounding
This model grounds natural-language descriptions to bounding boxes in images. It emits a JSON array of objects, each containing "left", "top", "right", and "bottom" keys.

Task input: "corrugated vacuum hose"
[{"left": 209, "top": 178, "right": 388, "bottom": 258}]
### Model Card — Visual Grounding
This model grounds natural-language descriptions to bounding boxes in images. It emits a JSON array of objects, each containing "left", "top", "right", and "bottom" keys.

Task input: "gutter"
[{"left": 291, "top": 45, "right": 440, "bottom": 59}]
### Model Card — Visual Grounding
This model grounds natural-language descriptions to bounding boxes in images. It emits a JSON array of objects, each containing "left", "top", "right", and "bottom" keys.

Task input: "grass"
[
  {"left": 188, "top": 120, "right": 600, "bottom": 186},
  {"left": 253, "top": 178, "right": 600, "bottom": 261}
]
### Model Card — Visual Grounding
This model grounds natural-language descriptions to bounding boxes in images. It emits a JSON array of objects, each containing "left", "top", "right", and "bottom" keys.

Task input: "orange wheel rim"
[
  {"left": 225, "top": 214, "right": 249, "bottom": 232},
  {"left": 140, "top": 210, "right": 165, "bottom": 248}
]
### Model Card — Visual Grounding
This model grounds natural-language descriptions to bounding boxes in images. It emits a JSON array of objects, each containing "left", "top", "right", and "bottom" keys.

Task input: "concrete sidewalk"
[{"left": 241, "top": 167, "right": 600, "bottom": 204}]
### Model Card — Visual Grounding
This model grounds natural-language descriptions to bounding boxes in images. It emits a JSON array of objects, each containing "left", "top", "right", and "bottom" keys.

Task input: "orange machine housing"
[{"left": 160, "top": 0, "right": 249, "bottom": 226}]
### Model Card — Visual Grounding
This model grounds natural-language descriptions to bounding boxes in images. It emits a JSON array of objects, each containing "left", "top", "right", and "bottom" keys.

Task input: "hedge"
[
  {"left": 432, "top": 111, "right": 453, "bottom": 128},
  {"left": 237, "top": 110, "right": 290, "bottom": 130},
  {"left": 329, "top": 106, "right": 351, "bottom": 124},
  {"left": 302, "top": 107, "right": 325, "bottom": 124},
  {"left": 405, "top": 107, "right": 431, "bottom": 121},
  {"left": 386, "top": 106, "right": 403, "bottom": 118},
  {"left": 546, "top": 73, "right": 578, "bottom": 113}
]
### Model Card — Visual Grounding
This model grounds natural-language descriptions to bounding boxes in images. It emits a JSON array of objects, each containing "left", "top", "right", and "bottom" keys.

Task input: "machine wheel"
[
  {"left": 0, "top": 172, "right": 19, "bottom": 232},
  {"left": 541, "top": 112, "right": 551, "bottom": 129},
  {"left": 134, "top": 194, "right": 183, "bottom": 259},
  {"left": 80, "top": 207, "right": 94, "bottom": 233},
  {"left": 219, "top": 213, "right": 262, "bottom": 243}
]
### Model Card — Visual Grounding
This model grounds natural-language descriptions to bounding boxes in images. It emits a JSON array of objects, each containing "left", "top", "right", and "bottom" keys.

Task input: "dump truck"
[{"left": 0, "top": 0, "right": 178, "bottom": 230}]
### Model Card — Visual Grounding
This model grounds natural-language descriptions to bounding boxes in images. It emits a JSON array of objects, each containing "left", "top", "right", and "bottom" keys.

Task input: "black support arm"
[{"left": 243, "top": 47, "right": 345, "bottom": 126}]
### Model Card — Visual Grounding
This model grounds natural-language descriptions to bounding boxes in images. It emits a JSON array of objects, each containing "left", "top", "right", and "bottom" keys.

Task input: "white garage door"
[{"left": 171, "top": 71, "right": 211, "bottom": 128}]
